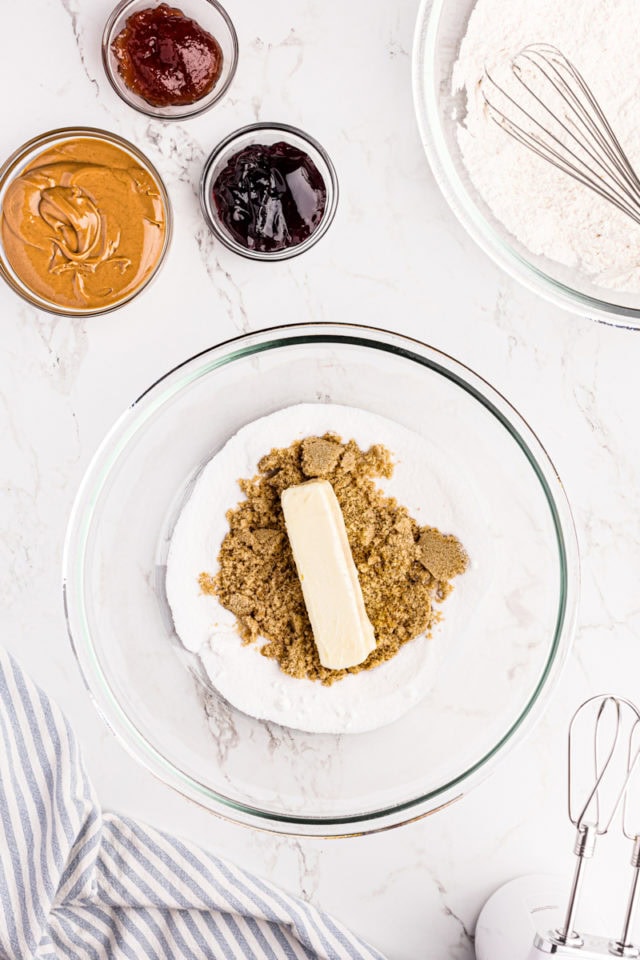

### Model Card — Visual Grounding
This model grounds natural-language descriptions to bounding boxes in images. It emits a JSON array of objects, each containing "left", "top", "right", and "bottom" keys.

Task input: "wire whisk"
[{"left": 483, "top": 43, "right": 640, "bottom": 227}]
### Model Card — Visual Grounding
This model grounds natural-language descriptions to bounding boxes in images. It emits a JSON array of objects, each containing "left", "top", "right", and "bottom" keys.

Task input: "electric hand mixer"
[{"left": 475, "top": 696, "right": 640, "bottom": 959}]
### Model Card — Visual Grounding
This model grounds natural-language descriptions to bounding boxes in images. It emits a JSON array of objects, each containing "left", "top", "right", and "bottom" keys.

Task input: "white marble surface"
[{"left": 3, "top": 0, "right": 640, "bottom": 957}]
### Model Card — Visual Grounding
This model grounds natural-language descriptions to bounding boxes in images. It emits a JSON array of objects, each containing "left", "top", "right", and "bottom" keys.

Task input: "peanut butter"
[{"left": 1, "top": 137, "right": 167, "bottom": 311}]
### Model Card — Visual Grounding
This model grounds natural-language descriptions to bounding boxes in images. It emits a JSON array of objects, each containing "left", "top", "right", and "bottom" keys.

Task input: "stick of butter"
[{"left": 281, "top": 479, "right": 376, "bottom": 670}]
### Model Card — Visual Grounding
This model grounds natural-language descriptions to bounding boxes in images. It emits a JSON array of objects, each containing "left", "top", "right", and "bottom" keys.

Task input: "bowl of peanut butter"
[{"left": 0, "top": 127, "right": 172, "bottom": 316}]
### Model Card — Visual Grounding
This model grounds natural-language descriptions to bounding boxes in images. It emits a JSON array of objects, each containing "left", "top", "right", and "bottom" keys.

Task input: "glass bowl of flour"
[
  {"left": 64, "top": 324, "right": 577, "bottom": 835},
  {"left": 413, "top": 0, "right": 640, "bottom": 327}
]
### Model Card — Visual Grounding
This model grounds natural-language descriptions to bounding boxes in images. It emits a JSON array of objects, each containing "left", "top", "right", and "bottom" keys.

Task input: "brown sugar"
[
  {"left": 199, "top": 434, "right": 468, "bottom": 685},
  {"left": 417, "top": 528, "right": 468, "bottom": 582}
]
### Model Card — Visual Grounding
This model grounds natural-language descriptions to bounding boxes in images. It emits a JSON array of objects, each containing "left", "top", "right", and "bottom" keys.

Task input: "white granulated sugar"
[
  {"left": 453, "top": 1, "right": 640, "bottom": 291},
  {"left": 166, "top": 403, "right": 486, "bottom": 735}
]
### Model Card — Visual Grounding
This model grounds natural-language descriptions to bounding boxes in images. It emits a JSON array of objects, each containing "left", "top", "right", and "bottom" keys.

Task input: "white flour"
[
  {"left": 453, "top": 0, "right": 640, "bottom": 292},
  {"left": 166, "top": 404, "right": 486, "bottom": 734}
]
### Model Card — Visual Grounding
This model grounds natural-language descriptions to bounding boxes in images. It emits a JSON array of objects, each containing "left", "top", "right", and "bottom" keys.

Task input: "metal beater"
[
  {"left": 475, "top": 695, "right": 640, "bottom": 960},
  {"left": 610, "top": 719, "right": 640, "bottom": 958},
  {"left": 482, "top": 43, "right": 640, "bottom": 227},
  {"left": 534, "top": 696, "right": 640, "bottom": 954}
]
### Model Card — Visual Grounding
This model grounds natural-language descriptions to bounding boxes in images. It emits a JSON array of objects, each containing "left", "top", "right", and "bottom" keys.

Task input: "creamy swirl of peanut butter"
[{"left": 1, "top": 137, "right": 167, "bottom": 311}]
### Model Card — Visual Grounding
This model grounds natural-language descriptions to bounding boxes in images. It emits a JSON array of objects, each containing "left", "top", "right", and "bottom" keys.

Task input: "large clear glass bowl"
[
  {"left": 63, "top": 324, "right": 578, "bottom": 836},
  {"left": 413, "top": 0, "right": 640, "bottom": 329}
]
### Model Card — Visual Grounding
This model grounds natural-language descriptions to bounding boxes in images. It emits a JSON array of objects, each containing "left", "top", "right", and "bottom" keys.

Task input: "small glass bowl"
[
  {"left": 0, "top": 127, "right": 172, "bottom": 318},
  {"left": 200, "top": 122, "right": 339, "bottom": 261},
  {"left": 102, "top": 0, "right": 238, "bottom": 120}
]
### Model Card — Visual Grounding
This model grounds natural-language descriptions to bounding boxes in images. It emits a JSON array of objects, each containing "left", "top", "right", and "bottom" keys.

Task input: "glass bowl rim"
[
  {"left": 199, "top": 121, "right": 340, "bottom": 262},
  {"left": 63, "top": 321, "right": 579, "bottom": 836},
  {"left": 101, "top": 0, "right": 239, "bottom": 121},
  {"left": 412, "top": 0, "right": 640, "bottom": 331},
  {"left": 0, "top": 125, "right": 173, "bottom": 317}
]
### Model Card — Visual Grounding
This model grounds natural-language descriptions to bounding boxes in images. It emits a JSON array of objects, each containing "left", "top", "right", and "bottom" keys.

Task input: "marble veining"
[{"left": 58, "top": 0, "right": 101, "bottom": 97}]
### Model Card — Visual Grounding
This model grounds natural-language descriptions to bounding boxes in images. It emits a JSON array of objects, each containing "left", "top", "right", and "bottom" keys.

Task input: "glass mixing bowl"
[
  {"left": 413, "top": 0, "right": 640, "bottom": 329},
  {"left": 63, "top": 324, "right": 578, "bottom": 836}
]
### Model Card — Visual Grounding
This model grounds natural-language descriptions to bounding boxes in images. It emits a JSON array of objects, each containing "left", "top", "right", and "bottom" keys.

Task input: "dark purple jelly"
[{"left": 212, "top": 141, "right": 327, "bottom": 253}]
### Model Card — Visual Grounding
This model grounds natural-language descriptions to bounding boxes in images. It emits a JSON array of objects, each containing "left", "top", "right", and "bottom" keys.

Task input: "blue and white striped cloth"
[{"left": 0, "top": 647, "right": 386, "bottom": 960}]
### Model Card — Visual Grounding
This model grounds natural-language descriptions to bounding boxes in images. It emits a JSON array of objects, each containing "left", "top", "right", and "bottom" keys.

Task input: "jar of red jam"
[
  {"left": 102, "top": 0, "right": 238, "bottom": 119},
  {"left": 200, "top": 123, "right": 339, "bottom": 260}
]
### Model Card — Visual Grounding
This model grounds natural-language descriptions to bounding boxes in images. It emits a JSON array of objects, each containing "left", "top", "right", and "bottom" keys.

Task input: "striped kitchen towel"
[{"left": 0, "top": 647, "right": 386, "bottom": 960}]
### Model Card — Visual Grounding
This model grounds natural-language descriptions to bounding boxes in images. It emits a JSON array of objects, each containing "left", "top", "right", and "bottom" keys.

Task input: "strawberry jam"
[
  {"left": 111, "top": 4, "right": 223, "bottom": 108},
  {"left": 212, "top": 141, "right": 327, "bottom": 253}
]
